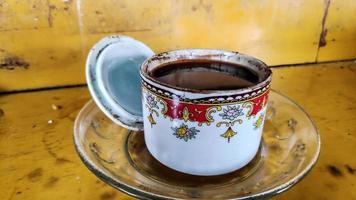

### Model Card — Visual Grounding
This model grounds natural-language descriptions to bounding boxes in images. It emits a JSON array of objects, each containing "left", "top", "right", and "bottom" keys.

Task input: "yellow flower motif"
[
  {"left": 254, "top": 114, "right": 264, "bottom": 129},
  {"left": 172, "top": 124, "right": 200, "bottom": 142},
  {"left": 146, "top": 93, "right": 158, "bottom": 109},
  {"left": 147, "top": 113, "right": 156, "bottom": 127},
  {"left": 182, "top": 107, "right": 191, "bottom": 122},
  {"left": 220, "top": 127, "right": 237, "bottom": 143},
  {"left": 176, "top": 126, "right": 188, "bottom": 137}
]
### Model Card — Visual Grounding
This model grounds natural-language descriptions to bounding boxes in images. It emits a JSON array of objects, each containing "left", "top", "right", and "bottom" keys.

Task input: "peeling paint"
[
  {"left": 319, "top": 28, "right": 328, "bottom": 47},
  {"left": 318, "top": 0, "right": 331, "bottom": 48},
  {"left": 0, "top": 56, "right": 30, "bottom": 70},
  {"left": 315, "top": 0, "right": 331, "bottom": 61}
]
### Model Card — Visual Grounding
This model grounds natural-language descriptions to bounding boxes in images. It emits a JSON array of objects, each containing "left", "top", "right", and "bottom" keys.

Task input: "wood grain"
[
  {"left": 1, "top": 0, "right": 355, "bottom": 92},
  {"left": 272, "top": 61, "right": 356, "bottom": 199},
  {"left": 0, "top": 61, "right": 355, "bottom": 199}
]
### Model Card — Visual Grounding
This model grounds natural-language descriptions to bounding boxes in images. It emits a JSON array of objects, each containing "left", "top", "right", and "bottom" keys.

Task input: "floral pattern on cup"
[
  {"left": 219, "top": 106, "right": 244, "bottom": 121},
  {"left": 142, "top": 83, "right": 269, "bottom": 143},
  {"left": 146, "top": 94, "right": 158, "bottom": 109},
  {"left": 145, "top": 94, "right": 159, "bottom": 127},
  {"left": 220, "top": 127, "right": 238, "bottom": 143},
  {"left": 172, "top": 124, "right": 200, "bottom": 142},
  {"left": 216, "top": 106, "right": 245, "bottom": 142},
  {"left": 254, "top": 114, "right": 264, "bottom": 129}
]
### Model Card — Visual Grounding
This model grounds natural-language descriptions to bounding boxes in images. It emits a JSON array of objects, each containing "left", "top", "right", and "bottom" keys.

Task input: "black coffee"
[{"left": 152, "top": 61, "right": 260, "bottom": 90}]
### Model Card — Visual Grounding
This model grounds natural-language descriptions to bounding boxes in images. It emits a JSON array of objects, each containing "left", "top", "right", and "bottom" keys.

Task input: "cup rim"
[{"left": 140, "top": 49, "right": 272, "bottom": 94}]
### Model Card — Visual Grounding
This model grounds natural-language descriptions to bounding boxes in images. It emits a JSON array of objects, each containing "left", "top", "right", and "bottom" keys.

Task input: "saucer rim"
[{"left": 73, "top": 89, "right": 321, "bottom": 200}]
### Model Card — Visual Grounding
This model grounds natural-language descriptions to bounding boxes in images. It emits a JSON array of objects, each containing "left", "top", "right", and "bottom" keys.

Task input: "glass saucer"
[{"left": 73, "top": 90, "right": 320, "bottom": 199}]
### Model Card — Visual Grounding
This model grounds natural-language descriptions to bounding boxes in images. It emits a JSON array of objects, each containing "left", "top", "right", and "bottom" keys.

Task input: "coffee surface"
[{"left": 152, "top": 61, "right": 259, "bottom": 90}]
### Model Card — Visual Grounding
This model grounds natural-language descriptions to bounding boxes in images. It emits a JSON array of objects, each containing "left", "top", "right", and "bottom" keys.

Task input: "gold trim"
[
  {"left": 254, "top": 114, "right": 264, "bottom": 129},
  {"left": 194, "top": 108, "right": 203, "bottom": 114},
  {"left": 231, "top": 119, "right": 243, "bottom": 126},
  {"left": 243, "top": 102, "right": 253, "bottom": 117},
  {"left": 182, "top": 107, "right": 191, "bottom": 122},
  {"left": 157, "top": 97, "right": 168, "bottom": 114},
  {"left": 151, "top": 109, "right": 159, "bottom": 117},
  {"left": 216, "top": 119, "right": 243, "bottom": 127},
  {"left": 216, "top": 121, "right": 230, "bottom": 127},
  {"left": 206, "top": 106, "right": 222, "bottom": 122}
]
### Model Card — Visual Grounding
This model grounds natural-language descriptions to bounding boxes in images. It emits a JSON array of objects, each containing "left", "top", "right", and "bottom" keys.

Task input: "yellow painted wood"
[
  {"left": 271, "top": 61, "right": 356, "bottom": 199},
  {"left": 0, "top": 0, "right": 336, "bottom": 92},
  {"left": 317, "top": 0, "right": 356, "bottom": 61},
  {"left": 0, "top": 0, "right": 84, "bottom": 91},
  {"left": 0, "top": 87, "right": 131, "bottom": 200},
  {"left": 78, "top": 0, "right": 324, "bottom": 65},
  {"left": 0, "top": 61, "right": 355, "bottom": 199}
]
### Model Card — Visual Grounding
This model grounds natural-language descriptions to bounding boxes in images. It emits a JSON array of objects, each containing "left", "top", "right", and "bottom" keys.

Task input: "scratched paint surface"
[
  {"left": 0, "top": 0, "right": 355, "bottom": 92},
  {"left": 317, "top": 0, "right": 356, "bottom": 61}
]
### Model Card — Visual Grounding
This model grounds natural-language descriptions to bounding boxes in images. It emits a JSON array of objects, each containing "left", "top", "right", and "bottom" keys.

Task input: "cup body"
[{"left": 140, "top": 49, "right": 272, "bottom": 176}]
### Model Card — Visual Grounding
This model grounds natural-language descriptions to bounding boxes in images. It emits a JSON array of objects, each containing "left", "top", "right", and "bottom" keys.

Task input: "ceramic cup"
[{"left": 86, "top": 35, "right": 272, "bottom": 176}]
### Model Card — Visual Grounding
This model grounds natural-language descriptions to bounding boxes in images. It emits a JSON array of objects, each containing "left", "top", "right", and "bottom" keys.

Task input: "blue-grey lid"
[{"left": 86, "top": 35, "right": 154, "bottom": 130}]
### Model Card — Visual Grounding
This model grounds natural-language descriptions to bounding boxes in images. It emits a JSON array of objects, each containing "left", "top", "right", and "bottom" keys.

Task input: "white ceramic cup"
[{"left": 86, "top": 36, "right": 272, "bottom": 176}]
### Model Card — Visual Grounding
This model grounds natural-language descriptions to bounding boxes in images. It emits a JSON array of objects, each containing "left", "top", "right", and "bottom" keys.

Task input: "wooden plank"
[
  {"left": 272, "top": 61, "right": 356, "bottom": 199},
  {"left": 0, "top": 87, "right": 132, "bottom": 200},
  {"left": 78, "top": 0, "right": 324, "bottom": 66},
  {"left": 0, "top": 0, "right": 332, "bottom": 91},
  {"left": 317, "top": 0, "right": 356, "bottom": 61},
  {"left": 0, "top": 0, "right": 84, "bottom": 92},
  {"left": 0, "top": 0, "right": 50, "bottom": 31},
  {"left": 0, "top": 61, "right": 355, "bottom": 199}
]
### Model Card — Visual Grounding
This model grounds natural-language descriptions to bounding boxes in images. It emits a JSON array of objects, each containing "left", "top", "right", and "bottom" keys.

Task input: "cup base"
[{"left": 127, "top": 131, "right": 264, "bottom": 184}]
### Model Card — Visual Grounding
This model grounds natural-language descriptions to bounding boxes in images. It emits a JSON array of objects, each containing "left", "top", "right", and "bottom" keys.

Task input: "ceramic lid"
[{"left": 86, "top": 35, "right": 154, "bottom": 130}]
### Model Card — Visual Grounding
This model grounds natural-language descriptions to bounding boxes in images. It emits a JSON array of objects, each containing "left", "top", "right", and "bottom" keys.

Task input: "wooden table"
[{"left": 1, "top": 61, "right": 355, "bottom": 200}]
